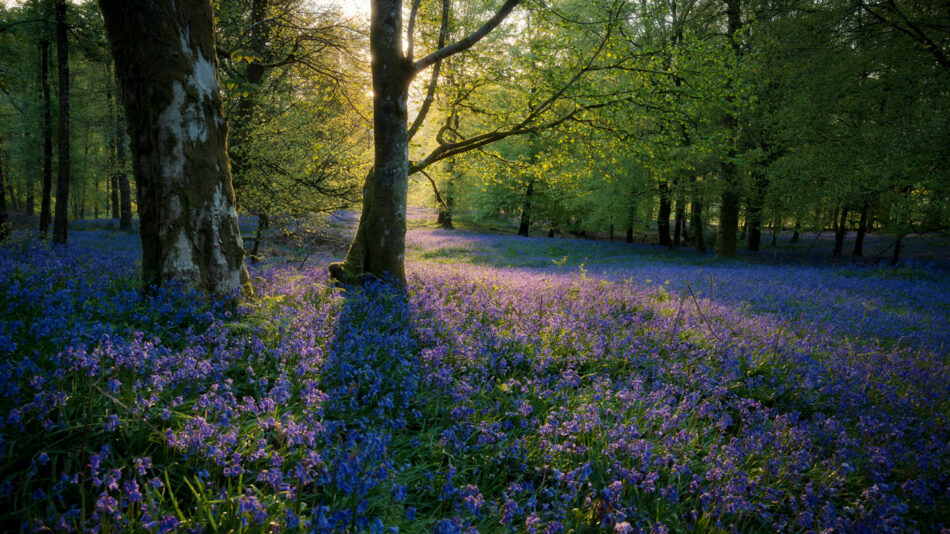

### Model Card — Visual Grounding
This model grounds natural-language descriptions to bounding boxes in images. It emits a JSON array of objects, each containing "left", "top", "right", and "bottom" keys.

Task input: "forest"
[{"left": 0, "top": 0, "right": 948, "bottom": 532}]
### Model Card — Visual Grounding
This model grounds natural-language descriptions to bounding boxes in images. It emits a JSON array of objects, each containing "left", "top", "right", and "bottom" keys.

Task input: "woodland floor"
[{"left": 0, "top": 209, "right": 948, "bottom": 532}]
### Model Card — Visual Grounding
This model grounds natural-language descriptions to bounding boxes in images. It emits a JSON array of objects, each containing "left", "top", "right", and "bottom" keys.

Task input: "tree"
[
  {"left": 330, "top": 0, "right": 522, "bottom": 283},
  {"left": 215, "top": 0, "right": 365, "bottom": 260},
  {"left": 0, "top": 136, "right": 8, "bottom": 240},
  {"left": 714, "top": 0, "right": 743, "bottom": 259},
  {"left": 39, "top": 37, "right": 53, "bottom": 236},
  {"left": 51, "top": 0, "right": 69, "bottom": 244},
  {"left": 98, "top": 0, "right": 248, "bottom": 295}
]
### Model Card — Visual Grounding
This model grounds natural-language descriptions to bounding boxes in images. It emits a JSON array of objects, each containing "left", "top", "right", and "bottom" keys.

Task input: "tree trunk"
[
  {"left": 657, "top": 179, "right": 672, "bottom": 248},
  {"left": 0, "top": 139, "right": 8, "bottom": 240},
  {"left": 747, "top": 171, "right": 767, "bottom": 251},
  {"left": 791, "top": 218, "right": 800, "bottom": 242},
  {"left": 673, "top": 197, "right": 685, "bottom": 247},
  {"left": 852, "top": 200, "right": 869, "bottom": 257},
  {"left": 833, "top": 205, "right": 849, "bottom": 259},
  {"left": 25, "top": 182, "right": 34, "bottom": 217},
  {"left": 249, "top": 211, "right": 268, "bottom": 262},
  {"left": 99, "top": 0, "right": 249, "bottom": 295},
  {"left": 436, "top": 159, "right": 456, "bottom": 229},
  {"left": 331, "top": 0, "right": 411, "bottom": 283},
  {"left": 75, "top": 183, "right": 85, "bottom": 220},
  {"left": 717, "top": 163, "right": 740, "bottom": 258},
  {"left": 890, "top": 234, "right": 903, "bottom": 266},
  {"left": 771, "top": 214, "right": 779, "bottom": 246},
  {"left": 39, "top": 40, "right": 53, "bottom": 237},
  {"left": 716, "top": 0, "right": 742, "bottom": 259},
  {"left": 52, "top": 0, "right": 70, "bottom": 244},
  {"left": 518, "top": 180, "right": 534, "bottom": 237},
  {"left": 691, "top": 196, "right": 706, "bottom": 253},
  {"left": 106, "top": 74, "right": 119, "bottom": 219}
]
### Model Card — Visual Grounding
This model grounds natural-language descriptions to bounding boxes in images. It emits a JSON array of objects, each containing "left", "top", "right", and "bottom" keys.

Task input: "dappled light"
[{"left": 1, "top": 0, "right": 948, "bottom": 531}]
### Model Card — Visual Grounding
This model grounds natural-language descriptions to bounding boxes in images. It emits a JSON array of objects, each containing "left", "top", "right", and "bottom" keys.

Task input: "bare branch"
[
  {"left": 413, "top": 0, "right": 522, "bottom": 74},
  {"left": 406, "top": 0, "right": 422, "bottom": 61},
  {"left": 420, "top": 169, "right": 449, "bottom": 211},
  {"left": 408, "top": 0, "right": 449, "bottom": 140}
]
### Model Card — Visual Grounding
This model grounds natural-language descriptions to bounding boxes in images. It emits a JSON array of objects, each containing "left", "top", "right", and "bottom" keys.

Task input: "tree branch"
[
  {"left": 413, "top": 0, "right": 522, "bottom": 73},
  {"left": 408, "top": 0, "right": 449, "bottom": 141},
  {"left": 406, "top": 0, "right": 422, "bottom": 61}
]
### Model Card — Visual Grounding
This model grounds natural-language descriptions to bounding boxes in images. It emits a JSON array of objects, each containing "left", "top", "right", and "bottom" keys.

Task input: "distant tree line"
[{"left": 2, "top": 0, "right": 947, "bottom": 294}]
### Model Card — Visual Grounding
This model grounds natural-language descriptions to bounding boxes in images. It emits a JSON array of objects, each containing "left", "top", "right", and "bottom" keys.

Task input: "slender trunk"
[
  {"left": 625, "top": 189, "right": 636, "bottom": 243},
  {"left": 0, "top": 139, "right": 8, "bottom": 240},
  {"left": 716, "top": 0, "right": 742, "bottom": 259},
  {"left": 114, "top": 74, "right": 132, "bottom": 231},
  {"left": 717, "top": 166, "right": 740, "bottom": 258},
  {"left": 890, "top": 234, "right": 903, "bottom": 266},
  {"left": 106, "top": 76, "right": 118, "bottom": 219},
  {"left": 436, "top": 160, "right": 455, "bottom": 229},
  {"left": 740, "top": 209, "right": 748, "bottom": 241},
  {"left": 833, "top": 205, "right": 849, "bottom": 259},
  {"left": 75, "top": 183, "right": 85, "bottom": 220},
  {"left": 673, "top": 197, "right": 685, "bottom": 247},
  {"left": 771, "top": 214, "right": 779, "bottom": 246},
  {"left": 426, "top": 167, "right": 453, "bottom": 229},
  {"left": 691, "top": 196, "right": 706, "bottom": 253},
  {"left": 250, "top": 211, "right": 268, "bottom": 261},
  {"left": 99, "top": 0, "right": 249, "bottom": 294},
  {"left": 111, "top": 176, "right": 119, "bottom": 218},
  {"left": 26, "top": 183, "right": 34, "bottom": 216},
  {"left": 791, "top": 218, "right": 800, "bottom": 242},
  {"left": 657, "top": 179, "right": 672, "bottom": 248},
  {"left": 52, "top": 0, "right": 70, "bottom": 244},
  {"left": 608, "top": 223, "right": 614, "bottom": 242},
  {"left": 852, "top": 200, "right": 869, "bottom": 257},
  {"left": 39, "top": 40, "right": 53, "bottom": 237},
  {"left": 747, "top": 170, "right": 767, "bottom": 251},
  {"left": 332, "top": 0, "right": 410, "bottom": 283},
  {"left": 518, "top": 180, "right": 534, "bottom": 237}
]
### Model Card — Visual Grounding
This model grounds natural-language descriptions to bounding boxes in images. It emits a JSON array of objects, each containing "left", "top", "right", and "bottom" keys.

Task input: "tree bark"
[
  {"left": 716, "top": 0, "right": 742, "bottom": 259},
  {"left": 691, "top": 195, "right": 706, "bottom": 253},
  {"left": 39, "top": 40, "right": 53, "bottom": 237},
  {"left": 747, "top": 170, "right": 768, "bottom": 251},
  {"left": 672, "top": 197, "right": 683, "bottom": 247},
  {"left": 717, "top": 163, "right": 740, "bottom": 258},
  {"left": 249, "top": 211, "right": 268, "bottom": 262},
  {"left": 833, "top": 205, "right": 849, "bottom": 259},
  {"left": 25, "top": 183, "right": 34, "bottom": 217},
  {"left": 99, "top": 0, "right": 249, "bottom": 295},
  {"left": 52, "top": 0, "right": 70, "bottom": 244},
  {"left": 852, "top": 200, "right": 869, "bottom": 257},
  {"left": 0, "top": 139, "right": 8, "bottom": 241},
  {"left": 657, "top": 179, "right": 672, "bottom": 248},
  {"left": 107, "top": 73, "right": 119, "bottom": 219},
  {"left": 890, "top": 234, "right": 903, "bottom": 266},
  {"left": 332, "top": 0, "right": 412, "bottom": 283},
  {"left": 518, "top": 180, "right": 534, "bottom": 237}
]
